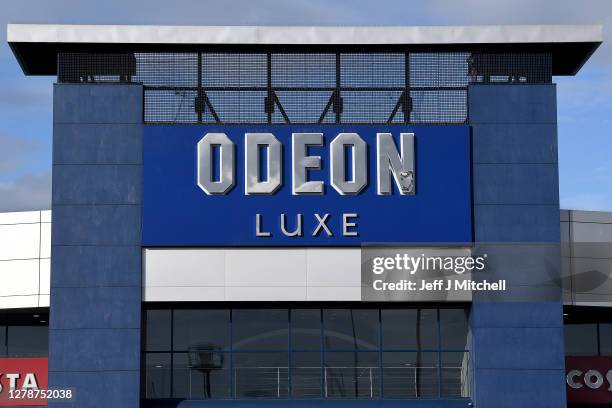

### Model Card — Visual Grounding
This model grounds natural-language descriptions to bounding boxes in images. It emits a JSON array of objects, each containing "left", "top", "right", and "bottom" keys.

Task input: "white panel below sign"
[{"left": 143, "top": 248, "right": 361, "bottom": 302}]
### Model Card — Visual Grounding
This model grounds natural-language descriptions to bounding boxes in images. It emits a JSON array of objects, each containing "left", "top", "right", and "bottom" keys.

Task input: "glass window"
[
  {"left": 599, "top": 324, "right": 612, "bottom": 356},
  {"left": 382, "top": 352, "right": 417, "bottom": 398},
  {"left": 173, "top": 352, "right": 230, "bottom": 399},
  {"left": 382, "top": 309, "right": 438, "bottom": 350},
  {"left": 173, "top": 309, "right": 229, "bottom": 351},
  {"left": 7, "top": 326, "right": 48, "bottom": 357},
  {"left": 382, "top": 309, "right": 417, "bottom": 350},
  {"left": 291, "top": 309, "right": 321, "bottom": 350},
  {"left": 142, "top": 306, "right": 470, "bottom": 400},
  {"left": 416, "top": 309, "right": 439, "bottom": 350},
  {"left": 323, "top": 309, "right": 379, "bottom": 351},
  {"left": 233, "top": 309, "right": 288, "bottom": 350},
  {"left": 146, "top": 310, "right": 171, "bottom": 351},
  {"left": 145, "top": 353, "right": 171, "bottom": 399},
  {"left": 0, "top": 326, "right": 6, "bottom": 357},
  {"left": 441, "top": 352, "right": 470, "bottom": 398},
  {"left": 324, "top": 352, "right": 380, "bottom": 398},
  {"left": 382, "top": 352, "right": 438, "bottom": 398},
  {"left": 291, "top": 352, "right": 321, "bottom": 398},
  {"left": 565, "top": 324, "right": 598, "bottom": 356},
  {"left": 233, "top": 352, "right": 288, "bottom": 398},
  {"left": 440, "top": 309, "right": 468, "bottom": 350}
]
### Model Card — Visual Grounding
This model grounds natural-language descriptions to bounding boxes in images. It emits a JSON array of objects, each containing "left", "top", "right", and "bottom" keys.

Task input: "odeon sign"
[
  {"left": 195, "top": 131, "right": 415, "bottom": 238},
  {"left": 196, "top": 132, "right": 415, "bottom": 196},
  {"left": 142, "top": 125, "right": 472, "bottom": 246}
]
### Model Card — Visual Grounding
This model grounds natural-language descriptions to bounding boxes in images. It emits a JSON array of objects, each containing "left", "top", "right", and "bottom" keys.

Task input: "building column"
[
  {"left": 469, "top": 84, "right": 566, "bottom": 408},
  {"left": 49, "top": 83, "right": 143, "bottom": 408}
]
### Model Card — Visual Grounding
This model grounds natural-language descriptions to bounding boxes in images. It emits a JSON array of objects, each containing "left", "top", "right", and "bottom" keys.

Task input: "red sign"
[
  {"left": 566, "top": 356, "right": 612, "bottom": 405},
  {"left": 0, "top": 358, "right": 48, "bottom": 406}
]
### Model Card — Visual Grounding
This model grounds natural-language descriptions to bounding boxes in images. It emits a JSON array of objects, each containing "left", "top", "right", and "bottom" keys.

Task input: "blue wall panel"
[
  {"left": 52, "top": 164, "right": 142, "bottom": 205},
  {"left": 54, "top": 84, "right": 143, "bottom": 124},
  {"left": 473, "top": 204, "right": 561, "bottom": 242},
  {"left": 473, "top": 164, "right": 558, "bottom": 204},
  {"left": 468, "top": 85, "right": 557, "bottom": 124},
  {"left": 473, "top": 369, "right": 566, "bottom": 408},
  {"left": 472, "top": 123, "right": 557, "bottom": 164},
  {"left": 49, "top": 328, "right": 140, "bottom": 371},
  {"left": 52, "top": 205, "right": 141, "bottom": 246},
  {"left": 53, "top": 124, "right": 143, "bottom": 164},
  {"left": 50, "top": 287, "right": 141, "bottom": 329},
  {"left": 471, "top": 326, "right": 565, "bottom": 369},
  {"left": 469, "top": 84, "right": 566, "bottom": 408},
  {"left": 51, "top": 245, "right": 141, "bottom": 287},
  {"left": 49, "top": 84, "right": 143, "bottom": 408},
  {"left": 50, "top": 372, "right": 140, "bottom": 408},
  {"left": 143, "top": 125, "right": 472, "bottom": 246},
  {"left": 470, "top": 301, "right": 563, "bottom": 328}
]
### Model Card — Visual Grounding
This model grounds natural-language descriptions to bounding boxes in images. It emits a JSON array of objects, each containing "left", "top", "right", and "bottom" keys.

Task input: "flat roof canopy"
[{"left": 8, "top": 23, "right": 603, "bottom": 76}]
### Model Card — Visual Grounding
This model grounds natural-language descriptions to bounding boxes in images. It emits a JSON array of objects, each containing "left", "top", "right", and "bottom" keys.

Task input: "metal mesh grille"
[
  {"left": 467, "top": 53, "right": 552, "bottom": 84},
  {"left": 57, "top": 52, "right": 552, "bottom": 125}
]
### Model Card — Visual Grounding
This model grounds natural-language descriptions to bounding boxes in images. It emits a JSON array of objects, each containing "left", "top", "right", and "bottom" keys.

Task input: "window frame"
[{"left": 142, "top": 303, "right": 470, "bottom": 401}]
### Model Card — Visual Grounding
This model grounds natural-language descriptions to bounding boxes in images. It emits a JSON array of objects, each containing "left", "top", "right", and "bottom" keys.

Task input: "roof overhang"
[{"left": 7, "top": 23, "right": 603, "bottom": 76}]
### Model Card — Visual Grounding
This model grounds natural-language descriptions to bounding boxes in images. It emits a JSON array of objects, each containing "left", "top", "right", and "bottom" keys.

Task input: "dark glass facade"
[
  {"left": 0, "top": 326, "right": 48, "bottom": 357},
  {"left": 565, "top": 308, "right": 612, "bottom": 356},
  {"left": 0, "top": 310, "right": 49, "bottom": 358},
  {"left": 143, "top": 305, "right": 469, "bottom": 400}
]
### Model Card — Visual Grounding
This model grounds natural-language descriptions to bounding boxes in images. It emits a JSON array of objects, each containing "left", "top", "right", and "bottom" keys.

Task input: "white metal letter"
[
  {"left": 376, "top": 132, "right": 415, "bottom": 195},
  {"left": 567, "top": 370, "right": 583, "bottom": 389},
  {"left": 245, "top": 133, "right": 282, "bottom": 195},
  {"left": 313, "top": 213, "right": 333, "bottom": 236},
  {"left": 585, "top": 370, "right": 604, "bottom": 389},
  {"left": 343, "top": 213, "right": 359, "bottom": 237},
  {"left": 255, "top": 214, "right": 272, "bottom": 237},
  {"left": 197, "top": 133, "right": 235, "bottom": 195},
  {"left": 281, "top": 213, "right": 303, "bottom": 237},
  {"left": 292, "top": 133, "right": 324, "bottom": 195},
  {"left": 330, "top": 133, "right": 367, "bottom": 195}
]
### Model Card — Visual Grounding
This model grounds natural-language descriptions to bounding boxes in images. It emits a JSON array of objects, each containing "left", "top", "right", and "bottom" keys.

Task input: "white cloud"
[
  {"left": 0, "top": 76, "right": 53, "bottom": 113},
  {"left": 0, "top": 133, "right": 45, "bottom": 173},
  {"left": 0, "top": 172, "right": 51, "bottom": 212}
]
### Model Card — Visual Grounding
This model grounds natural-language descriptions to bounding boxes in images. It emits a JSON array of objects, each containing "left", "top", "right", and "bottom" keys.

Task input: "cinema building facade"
[{"left": 2, "top": 23, "right": 612, "bottom": 408}]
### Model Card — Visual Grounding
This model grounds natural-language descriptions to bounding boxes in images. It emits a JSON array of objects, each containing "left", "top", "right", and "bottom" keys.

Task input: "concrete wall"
[
  {"left": 0, "top": 210, "right": 50, "bottom": 309},
  {"left": 562, "top": 209, "right": 612, "bottom": 306},
  {"left": 49, "top": 84, "right": 143, "bottom": 408},
  {"left": 469, "top": 84, "right": 566, "bottom": 408}
]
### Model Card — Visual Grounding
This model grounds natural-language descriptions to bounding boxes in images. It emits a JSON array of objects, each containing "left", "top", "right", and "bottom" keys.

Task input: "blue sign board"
[{"left": 143, "top": 125, "right": 472, "bottom": 246}]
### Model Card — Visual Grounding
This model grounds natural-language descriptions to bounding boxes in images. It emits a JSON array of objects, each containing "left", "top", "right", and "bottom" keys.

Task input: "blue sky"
[{"left": 0, "top": 0, "right": 611, "bottom": 211}]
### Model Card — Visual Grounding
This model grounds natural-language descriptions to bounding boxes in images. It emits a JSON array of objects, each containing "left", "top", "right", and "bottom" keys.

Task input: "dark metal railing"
[{"left": 57, "top": 52, "right": 551, "bottom": 125}]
